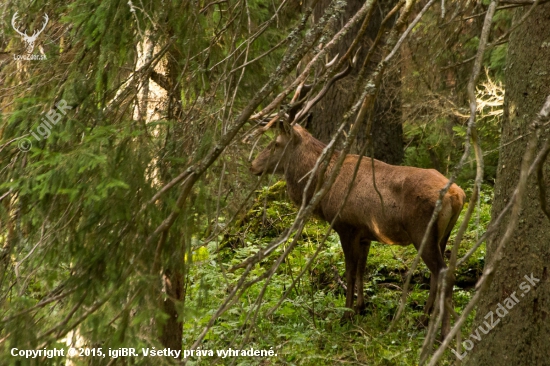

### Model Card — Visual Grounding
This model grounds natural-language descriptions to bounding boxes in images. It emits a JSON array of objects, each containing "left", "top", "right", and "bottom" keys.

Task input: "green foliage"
[
  {"left": 0, "top": 1, "right": 506, "bottom": 364},
  {"left": 1, "top": 0, "right": 295, "bottom": 361},
  {"left": 179, "top": 182, "right": 490, "bottom": 365},
  {"left": 402, "top": 4, "right": 510, "bottom": 185},
  {"left": 489, "top": 44, "right": 508, "bottom": 78}
]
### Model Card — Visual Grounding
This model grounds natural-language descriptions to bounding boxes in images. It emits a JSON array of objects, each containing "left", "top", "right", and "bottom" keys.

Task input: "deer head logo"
[{"left": 11, "top": 12, "right": 49, "bottom": 54}]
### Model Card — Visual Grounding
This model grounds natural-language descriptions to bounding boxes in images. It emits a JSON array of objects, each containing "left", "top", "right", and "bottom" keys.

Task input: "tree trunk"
[
  {"left": 160, "top": 267, "right": 184, "bottom": 353},
  {"left": 310, "top": 0, "right": 403, "bottom": 165},
  {"left": 156, "top": 47, "right": 187, "bottom": 358},
  {"left": 463, "top": 5, "right": 550, "bottom": 365}
]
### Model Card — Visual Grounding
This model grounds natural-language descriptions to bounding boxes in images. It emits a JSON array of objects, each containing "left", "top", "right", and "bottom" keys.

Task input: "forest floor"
[{"left": 183, "top": 181, "right": 489, "bottom": 365}]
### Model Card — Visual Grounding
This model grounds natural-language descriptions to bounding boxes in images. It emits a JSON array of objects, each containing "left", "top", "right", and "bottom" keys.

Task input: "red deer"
[{"left": 248, "top": 68, "right": 465, "bottom": 338}]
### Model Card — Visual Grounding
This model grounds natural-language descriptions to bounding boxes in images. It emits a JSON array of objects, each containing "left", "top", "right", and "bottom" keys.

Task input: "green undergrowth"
[{"left": 183, "top": 181, "right": 491, "bottom": 365}]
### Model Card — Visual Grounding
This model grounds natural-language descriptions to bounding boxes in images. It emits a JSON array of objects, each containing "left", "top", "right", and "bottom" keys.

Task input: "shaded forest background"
[{"left": 0, "top": 0, "right": 549, "bottom": 365}]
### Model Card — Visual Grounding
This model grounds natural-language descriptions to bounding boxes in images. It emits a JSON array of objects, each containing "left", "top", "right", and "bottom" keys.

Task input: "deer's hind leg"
[
  {"left": 413, "top": 229, "right": 447, "bottom": 327},
  {"left": 436, "top": 205, "right": 461, "bottom": 338},
  {"left": 430, "top": 195, "right": 462, "bottom": 338}
]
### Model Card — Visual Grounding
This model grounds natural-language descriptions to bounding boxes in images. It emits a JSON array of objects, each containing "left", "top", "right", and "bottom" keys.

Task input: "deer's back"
[{"left": 320, "top": 155, "right": 460, "bottom": 245}]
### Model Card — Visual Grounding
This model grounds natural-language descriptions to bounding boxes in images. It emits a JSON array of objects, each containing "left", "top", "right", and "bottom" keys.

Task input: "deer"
[{"left": 247, "top": 61, "right": 465, "bottom": 339}]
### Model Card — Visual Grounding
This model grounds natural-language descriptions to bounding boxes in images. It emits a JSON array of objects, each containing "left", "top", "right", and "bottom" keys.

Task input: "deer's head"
[
  {"left": 248, "top": 56, "right": 353, "bottom": 177},
  {"left": 250, "top": 125, "right": 302, "bottom": 176}
]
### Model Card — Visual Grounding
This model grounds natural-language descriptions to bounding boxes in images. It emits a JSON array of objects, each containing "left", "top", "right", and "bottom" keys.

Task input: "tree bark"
[
  {"left": 463, "top": 5, "right": 550, "bottom": 365},
  {"left": 310, "top": 0, "right": 403, "bottom": 165},
  {"left": 160, "top": 267, "right": 184, "bottom": 354},
  {"left": 156, "top": 45, "right": 187, "bottom": 358}
]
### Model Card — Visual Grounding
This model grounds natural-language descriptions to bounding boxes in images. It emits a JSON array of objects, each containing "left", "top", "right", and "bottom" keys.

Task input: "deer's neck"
[{"left": 284, "top": 139, "right": 326, "bottom": 209}]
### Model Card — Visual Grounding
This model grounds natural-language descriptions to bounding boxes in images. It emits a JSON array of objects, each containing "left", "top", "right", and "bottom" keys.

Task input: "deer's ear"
[{"left": 289, "top": 125, "right": 302, "bottom": 144}]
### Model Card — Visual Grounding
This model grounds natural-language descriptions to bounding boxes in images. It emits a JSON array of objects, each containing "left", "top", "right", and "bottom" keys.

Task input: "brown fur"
[{"left": 250, "top": 125, "right": 465, "bottom": 337}]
